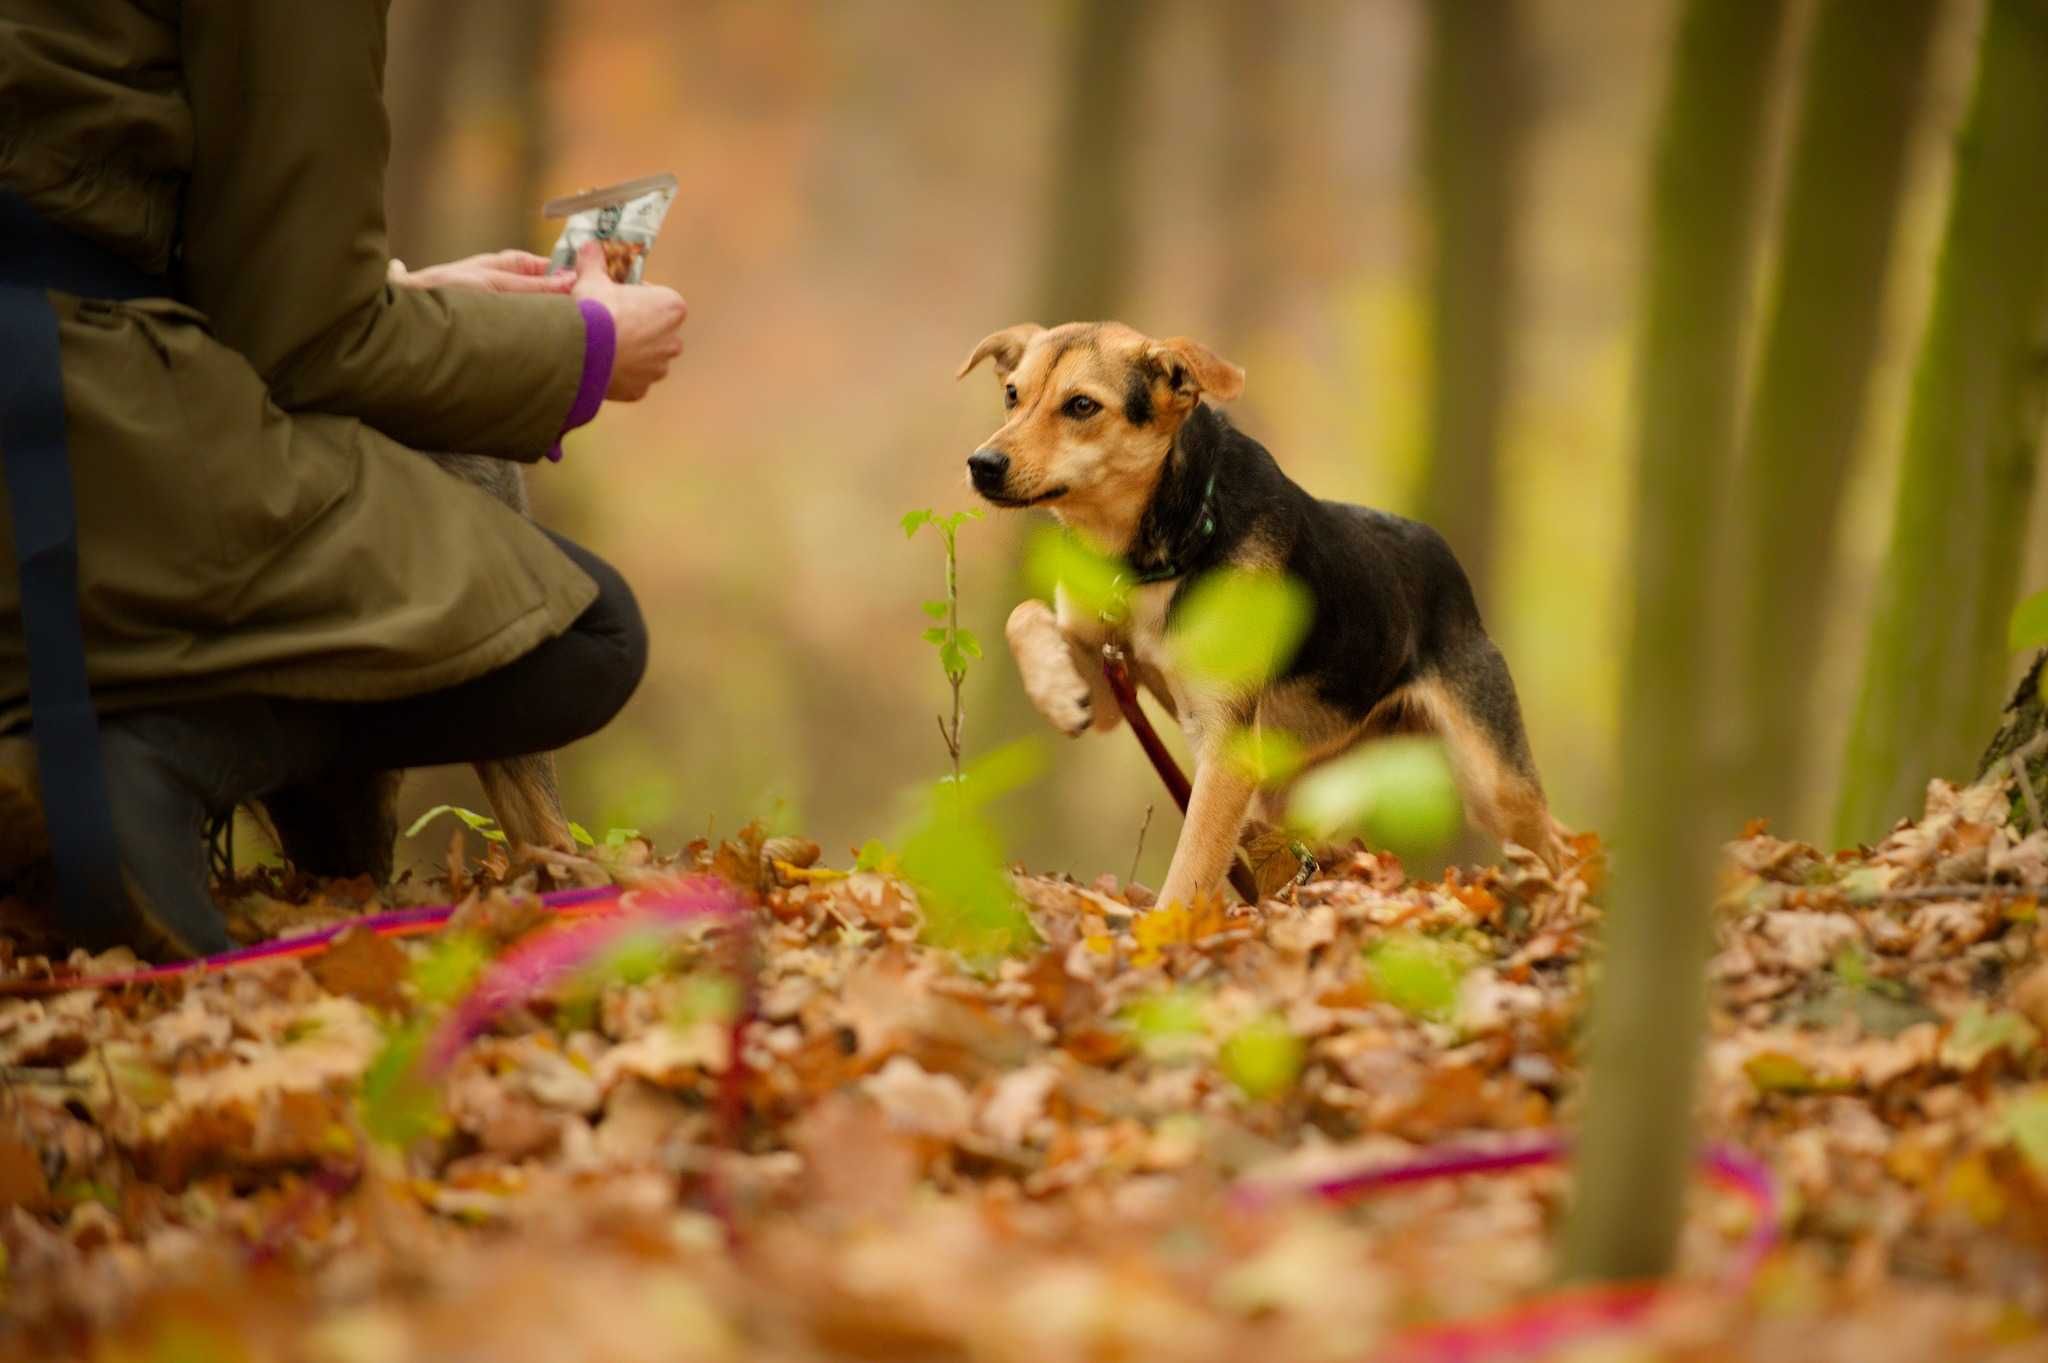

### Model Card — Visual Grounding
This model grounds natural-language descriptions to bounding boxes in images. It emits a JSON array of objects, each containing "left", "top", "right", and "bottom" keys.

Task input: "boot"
[
  {"left": 0, "top": 699, "right": 340, "bottom": 961},
  {"left": 261, "top": 769, "right": 402, "bottom": 883}
]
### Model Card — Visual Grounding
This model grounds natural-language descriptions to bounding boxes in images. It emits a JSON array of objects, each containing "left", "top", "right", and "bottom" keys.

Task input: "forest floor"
[{"left": 3, "top": 774, "right": 2048, "bottom": 1362}]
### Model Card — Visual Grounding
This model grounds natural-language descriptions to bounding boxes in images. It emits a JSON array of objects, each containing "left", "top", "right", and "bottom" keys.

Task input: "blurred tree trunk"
[
  {"left": 382, "top": 0, "right": 558, "bottom": 263},
  {"left": 384, "top": 0, "right": 469, "bottom": 263},
  {"left": 1414, "top": 0, "right": 1528, "bottom": 606},
  {"left": 1560, "top": 0, "right": 1790, "bottom": 1285},
  {"left": 1835, "top": 0, "right": 2048, "bottom": 846},
  {"left": 1035, "top": 0, "right": 1150, "bottom": 321},
  {"left": 1732, "top": 0, "right": 1938, "bottom": 837},
  {"left": 1214, "top": 2, "right": 1289, "bottom": 349}
]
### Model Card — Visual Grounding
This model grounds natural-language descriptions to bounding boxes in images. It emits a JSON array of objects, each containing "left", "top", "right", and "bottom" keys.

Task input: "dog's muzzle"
[{"left": 967, "top": 447, "right": 1010, "bottom": 497}]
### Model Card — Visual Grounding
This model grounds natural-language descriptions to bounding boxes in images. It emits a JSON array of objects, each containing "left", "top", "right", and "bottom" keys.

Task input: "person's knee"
[{"left": 578, "top": 549, "right": 649, "bottom": 723}]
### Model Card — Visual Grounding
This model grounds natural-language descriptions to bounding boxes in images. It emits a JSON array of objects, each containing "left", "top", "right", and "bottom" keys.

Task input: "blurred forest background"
[{"left": 379, "top": 0, "right": 2048, "bottom": 890}]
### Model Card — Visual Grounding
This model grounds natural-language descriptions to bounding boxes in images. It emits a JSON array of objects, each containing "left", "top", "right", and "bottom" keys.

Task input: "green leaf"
[
  {"left": 1167, "top": 568, "right": 1313, "bottom": 689},
  {"left": 1997, "top": 1089, "right": 2048, "bottom": 1173},
  {"left": 358, "top": 1021, "right": 446, "bottom": 1150},
  {"left": 410, "top": 933, "right": 491, "bottom": 1007},
  {"left": 922, "top": 625, "right": 949, "bottom": 646},
  {"left": 1124, "top": 987, "right": 1209, "bottom": 1060},
  {"left": 1024, "top": 526, "right": 1129, "bottom": 621},
  {"left": 402, "top": 803, "right": 508, "bottom": 844},
  {"left": 671, "top": 974, "right": 742, "bottom": 1028},
  {"left": 586, "top": 928, "right": 672, "bottom": 988},
  {"left": 1941, "top": 1004, "right": 2040, "bottom": 1071},
  {"left": 901, "top": 508, "right": 933, "bottom": 539},
  {"left": 1362, "top": 933, "right": 1469, "bottom": 1021},
  {"left": 896, "top": 746, "right": 1045, "bottom": 966},
  {"left": 2009, "top": 588, "right": 2048, "bottom": 653},
  {"left": 1221, "top": 726, "right": 1307, "bottom": 785},
  {"left": 568, "top": 821, "right": 596, "bottom": 847},
  {"left": 922, "top": 599, "right": 950, "bottom": 620},
  {"left": 603, "top": 826, "right": 641, "bottom": 850},
  {"left": 854, "top": 837, "right": 894, "bottom": 872},
  {"left": 1742, "top": 1051, "right": 1846, "bottom": 1094},
  {"left": 956, "top": 628, "right": 982, "bottom": 660},
  {"left": 1287, "top": 736, "right": 1463, "bottom": 861},
  {"left": 1220, "top": 1015, "right": 1304, "bottom": 1100}
]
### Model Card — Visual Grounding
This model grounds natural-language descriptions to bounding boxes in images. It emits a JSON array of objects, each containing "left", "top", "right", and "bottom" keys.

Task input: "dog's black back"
[{"left": 1146, "top": 403, "right": 1538, "bottom": 779}]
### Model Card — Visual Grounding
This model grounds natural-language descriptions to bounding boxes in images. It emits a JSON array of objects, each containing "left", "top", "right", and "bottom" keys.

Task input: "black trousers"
[{"left": 297, "top": 530, "right": 648, "bottom": 772}]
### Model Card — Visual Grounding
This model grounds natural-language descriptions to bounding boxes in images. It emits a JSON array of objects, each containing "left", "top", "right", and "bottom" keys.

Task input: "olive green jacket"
[{"left": 0, "top": 0, "right": 599, "bottom": 730}]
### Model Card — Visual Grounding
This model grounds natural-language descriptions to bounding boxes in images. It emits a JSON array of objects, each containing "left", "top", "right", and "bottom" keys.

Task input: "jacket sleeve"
[{"left": 176, "top": 0, "right": 585, "bottom": 462}]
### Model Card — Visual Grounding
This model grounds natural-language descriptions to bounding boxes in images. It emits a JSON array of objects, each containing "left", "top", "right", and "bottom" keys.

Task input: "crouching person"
[{"left": 0, "top": 3, "right": 687, "bottom": 958}]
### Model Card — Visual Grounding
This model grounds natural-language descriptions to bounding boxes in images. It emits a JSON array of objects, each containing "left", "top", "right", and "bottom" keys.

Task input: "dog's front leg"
[
  {"left": 1157, "top": 750, "right": 1258, "bottom": 910},
  {"left": 1006, "top": 598, "right": 1120, "bottom": 737}
]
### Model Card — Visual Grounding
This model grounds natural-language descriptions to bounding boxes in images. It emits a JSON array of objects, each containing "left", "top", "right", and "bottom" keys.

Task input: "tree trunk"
[
  {"left": 1213, "top": 1, "right": 1289, "bottom": 350},
  {"left": 1560, "top": 0, "right": 1791, "bottom": 1285},
  {"left": 1035, "top": 0, "right": 1150, "bottom": 323},
  {"left": 1732, "top": 0, "right": 1938, "bottom": 836},
  {"left": 383, "top": 0, "right": 469, "bottom": 263},
  {"left": 1980, "top": 648, "right": 2048, "bottom": 836},
  {"left": 1835, "top": 0, "right": 2048, "bottom": 847},
  {"left": 1414, "top": 0, "right": 1528, "bottom": 606}
]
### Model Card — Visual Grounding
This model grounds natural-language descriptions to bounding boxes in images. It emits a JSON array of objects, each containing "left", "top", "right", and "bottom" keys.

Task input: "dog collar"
[{"left": 1121, "top": 470, "right": 1218, "bottom": 588}]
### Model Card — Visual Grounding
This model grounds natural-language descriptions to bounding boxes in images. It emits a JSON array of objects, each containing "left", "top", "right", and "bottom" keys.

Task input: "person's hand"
[
  {"left": 388, "top": 250, "right": 575, "bottom": 295},
  {"left": 570, "top": 241, "right": 687, "bottom": 401}
]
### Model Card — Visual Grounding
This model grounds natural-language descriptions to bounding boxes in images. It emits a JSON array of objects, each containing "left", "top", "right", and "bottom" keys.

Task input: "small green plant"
[
  {"left": 903, "top": 507, "right": 986, "bottom": 782},
  {"left": 406, "top": 803, "right": 507, "bottom": 844},
  {"left": 894, "top": 739, "right": 1044, "bottom": 966}
]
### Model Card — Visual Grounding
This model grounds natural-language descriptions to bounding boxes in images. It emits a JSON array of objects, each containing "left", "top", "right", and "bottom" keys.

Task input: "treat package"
[{"left": 544, "top": 172, "right": 677, "bottom": 284}]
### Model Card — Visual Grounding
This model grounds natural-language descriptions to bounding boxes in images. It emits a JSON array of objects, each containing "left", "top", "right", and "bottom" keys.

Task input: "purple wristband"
[{"left": 547, "top": 297, "right": 616, "bottom": 462}]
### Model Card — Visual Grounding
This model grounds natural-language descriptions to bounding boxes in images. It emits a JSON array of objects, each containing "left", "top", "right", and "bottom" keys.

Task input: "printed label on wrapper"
[{"left": 544, "top": 173, "right": 677, "bottom": 285}]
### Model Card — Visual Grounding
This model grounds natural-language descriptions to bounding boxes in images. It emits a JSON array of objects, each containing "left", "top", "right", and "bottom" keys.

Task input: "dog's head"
[{"left": 956, "top": 322, "right": 1243, "bottom": 537}]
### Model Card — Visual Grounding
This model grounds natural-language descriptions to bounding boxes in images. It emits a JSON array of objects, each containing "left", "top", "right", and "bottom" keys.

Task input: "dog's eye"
[
  {"left": 1063, "top": 395, "right": 1100, "bottom": 419},
  {"left": 1004, "top": 383, "right": 1018, "bottom": 409}
]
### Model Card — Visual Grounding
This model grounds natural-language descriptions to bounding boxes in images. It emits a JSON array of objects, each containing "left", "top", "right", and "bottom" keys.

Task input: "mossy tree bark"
[
  {"left": 1732, "top": 0, "right": 1938, "bottom": 837},
  {"left": 1980, "top": 650, "right": 2048, "bottom": 836},
  {"left": 1835, "top": 0, "right": 2048, "bottom": 847},
  {"left": 1413, "top": 0, "right": 1528, "bottom": 607},
  {"left": 1560, "top": 0, "right": 1790, "bottom": 1285}
]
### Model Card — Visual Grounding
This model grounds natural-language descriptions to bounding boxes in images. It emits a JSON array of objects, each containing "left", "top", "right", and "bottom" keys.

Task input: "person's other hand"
[
  {"left": 570, "top": 241, "right": 687, "bottom": 401},
  {"left": 388, "top": 250, "right": 575, "bottom": 295}
]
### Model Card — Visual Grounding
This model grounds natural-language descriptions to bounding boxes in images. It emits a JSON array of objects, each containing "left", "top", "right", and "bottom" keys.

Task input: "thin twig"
[
  {"left": 2012, "top": 752, "right": 2045, "bottom": 834},
  {"left": 1128, "top": 803, "right": 1154, "bottom": 886},
  {"left": 1855, "top": 882, "right": 2047, "bottom": 904}
]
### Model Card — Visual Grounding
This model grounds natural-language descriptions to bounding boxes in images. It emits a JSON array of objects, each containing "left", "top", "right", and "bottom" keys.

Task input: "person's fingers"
[
  {"left": 572, "top": 240, "right": 610, "bottom": 289},
  {"left": 492, "top": 250, "right": 554, "bottom": 275},
  {"left": 487, "top": 270, "right": 576, "bottom": 294}
]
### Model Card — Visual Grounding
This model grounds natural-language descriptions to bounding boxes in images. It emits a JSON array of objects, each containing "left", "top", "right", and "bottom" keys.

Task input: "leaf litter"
[{"left": 0, "top": 775, "right": 2046, "bottom": 1361}]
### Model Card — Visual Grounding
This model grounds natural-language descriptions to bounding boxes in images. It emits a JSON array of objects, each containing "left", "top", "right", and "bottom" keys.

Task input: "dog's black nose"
[{"left": 967, "top": 448, "right": 1011, "bottom": 493}]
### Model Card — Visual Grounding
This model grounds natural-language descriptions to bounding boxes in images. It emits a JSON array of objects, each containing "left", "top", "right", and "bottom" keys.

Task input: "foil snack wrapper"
[{"left": 544, "top": 172, "right": 677, "bottom": 284}]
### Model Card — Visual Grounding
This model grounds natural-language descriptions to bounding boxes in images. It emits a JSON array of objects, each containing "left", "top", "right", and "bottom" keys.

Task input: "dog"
[{"left": 959, "top": 321, "right": 1564, "bottom": 909}]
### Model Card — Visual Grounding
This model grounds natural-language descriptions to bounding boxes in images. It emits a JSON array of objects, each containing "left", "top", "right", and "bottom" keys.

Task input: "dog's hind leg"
[
  {"left": 1408, "top": 640, "right": 1565, "bottom": 872},
  {"left": 476, "top": 753, "right": 577, "bottom": 854}
]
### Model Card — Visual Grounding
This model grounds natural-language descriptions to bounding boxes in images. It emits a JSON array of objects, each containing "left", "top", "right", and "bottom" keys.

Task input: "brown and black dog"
[{"left": 959, "top": 321, "right": 1563, "bottom": 910}]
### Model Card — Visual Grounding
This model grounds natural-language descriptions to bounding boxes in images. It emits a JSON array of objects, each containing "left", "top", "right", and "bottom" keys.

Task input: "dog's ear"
[
  {"left": 1144, "top": 336, "right": 1246, "bottom": 404},
  {"left": 956, "top": 324, "right": 1045, "bottom": 381}
]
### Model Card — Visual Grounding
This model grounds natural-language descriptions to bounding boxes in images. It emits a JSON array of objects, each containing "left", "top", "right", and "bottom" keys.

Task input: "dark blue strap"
[{"left": 0, "top": 282, "right": 129, "bottom": 938}]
